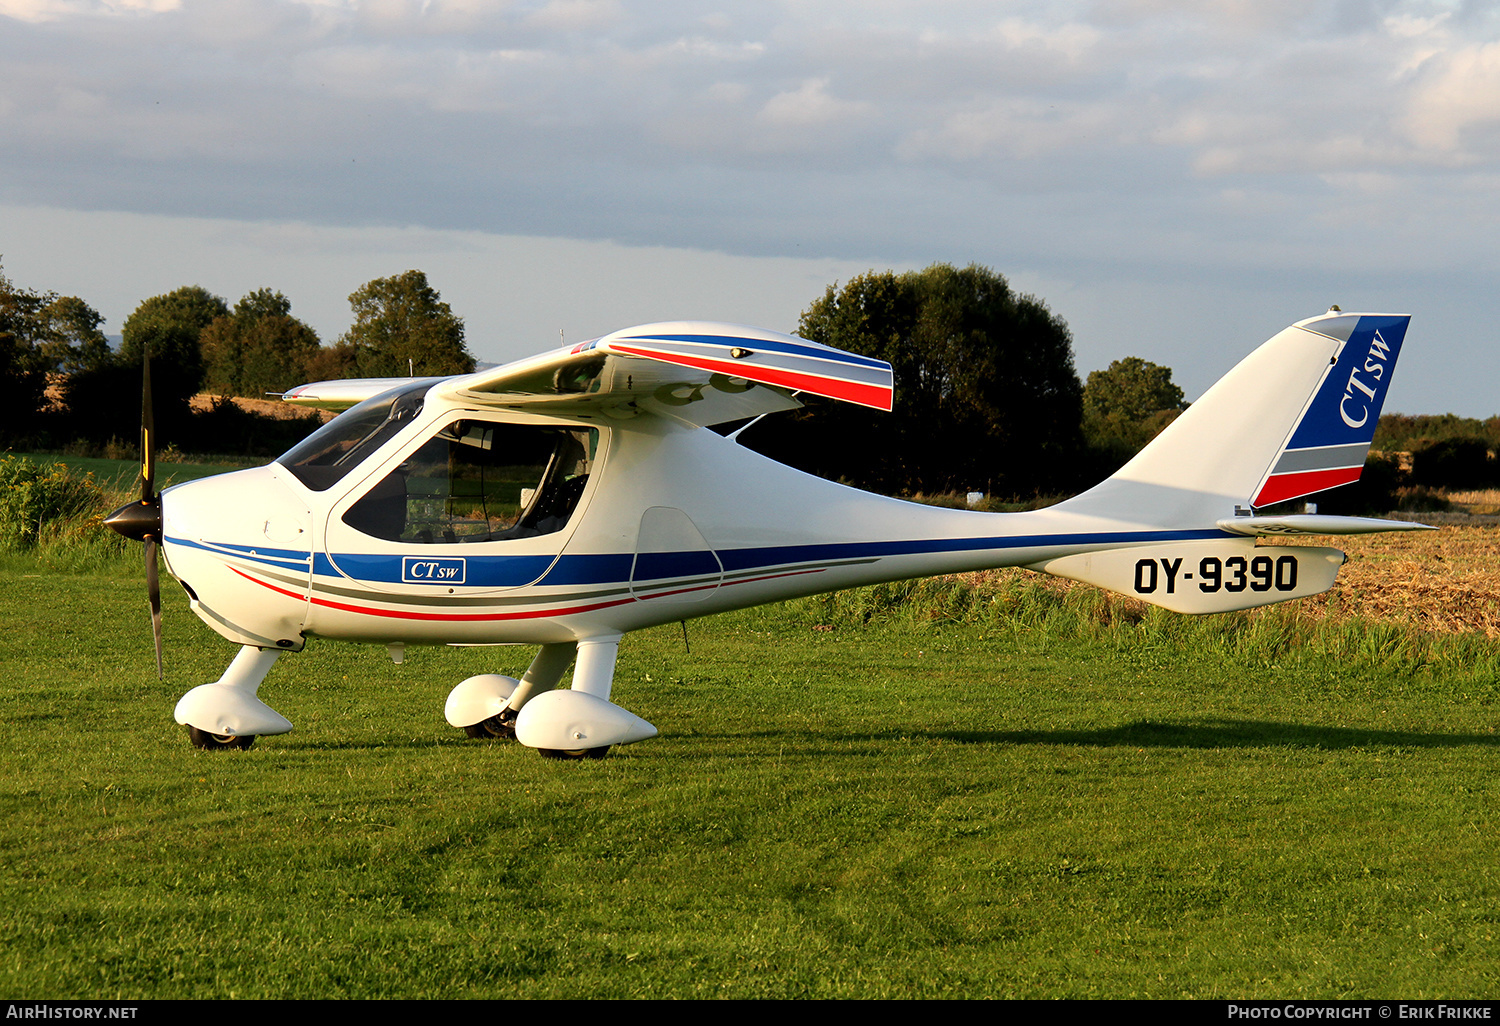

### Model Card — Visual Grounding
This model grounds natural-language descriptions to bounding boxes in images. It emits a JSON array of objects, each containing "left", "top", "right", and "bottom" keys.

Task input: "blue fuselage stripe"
[{"left": 169, "top": 528, "right": 1230, "bottom": 588}]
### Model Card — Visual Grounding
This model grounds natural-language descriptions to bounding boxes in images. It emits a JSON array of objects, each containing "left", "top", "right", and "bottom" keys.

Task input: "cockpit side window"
[
  {"left": 341, "top": 420, "right": 597, "bottom": 544},
  {"left": 276, "top": 381, "right": 429, "bottom": 491}
]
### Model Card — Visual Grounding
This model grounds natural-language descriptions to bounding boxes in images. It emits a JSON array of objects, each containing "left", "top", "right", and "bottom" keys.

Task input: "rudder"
[{"left": 1250, "top": 313, "right": 1409, "bottom": 507}]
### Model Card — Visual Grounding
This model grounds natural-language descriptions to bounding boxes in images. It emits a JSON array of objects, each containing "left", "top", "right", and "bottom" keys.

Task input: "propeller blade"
[
  {"left": 140, "top": 348, "right": 156, "bottom": 502},
  {"left": 107, "top": 348, "right": 166, "bottom": 679},
  {"left": 146, "top": 536, "right": 163, "bottom": 680}
]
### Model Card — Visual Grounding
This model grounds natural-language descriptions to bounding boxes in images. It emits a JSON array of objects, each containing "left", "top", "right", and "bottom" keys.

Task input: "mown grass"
[{"left": 3, "top": 549, "right": 1499, "bottom": 999}]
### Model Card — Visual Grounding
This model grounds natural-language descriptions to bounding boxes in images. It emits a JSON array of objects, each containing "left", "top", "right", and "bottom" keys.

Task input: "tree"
[
  {"left": 121, "top": 285, "right": 228, "bottom": 355},
  {"left": 31, "top": 295, "right": 111, "bottom": 375},
  {"left": 0, "top": 266, "right": 52, "bottom": 438},
  {"left": 0, "top": 263, "right": 111, "bottom": 443},
  {"left": 0, "top": 266, "right": 109, "bottom": 438},
  {"left": 200, "top": 289, "right": 321, "bottom": 397},
  {"left": 0, "top": 325, "right": 47, "bottom": 441},
  {"left": 1081, "top": 356, "right": 1188, "bottom": 473},
  {"left": 233, "top": 287, "right": 292, "bottom": 322},
  {"left": 1083, "top": 357, "right": 1185, "bottom": 423},
  {"left": 748, "top": 263, "right": 1084, "bottom": 496},
  {"left": 339, "top": 270, "right": 474, "bottom": 377},
  {"left": 303, "top": 341, "right": 359, "bottom": 382},
  {"left": 118, "top": 286, "right": 228, "bottom": 410},
  {"left": 1410, "top": 436, "right": 1495, "bottom": 490}
]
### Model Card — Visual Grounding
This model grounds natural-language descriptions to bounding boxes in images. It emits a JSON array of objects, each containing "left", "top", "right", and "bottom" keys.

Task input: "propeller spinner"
[{"left": 103, "top": 351, "right": 164, "bottom": 678}]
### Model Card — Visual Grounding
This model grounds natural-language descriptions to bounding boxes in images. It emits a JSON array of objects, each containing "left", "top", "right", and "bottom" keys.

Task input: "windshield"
[{"left": 276, "top": 381, "right": 430, "bottom": 491}]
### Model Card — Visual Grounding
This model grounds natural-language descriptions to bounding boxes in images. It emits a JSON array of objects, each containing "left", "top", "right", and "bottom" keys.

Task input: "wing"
[
  {"left": 281, "top": 322, "right": 893, "bottom": 427},
  {"left": 435, "top": 321, "right": 894, "bottom": 427},
  {"left": 279, "top": 376, "right": 448, "bottom": 412}
]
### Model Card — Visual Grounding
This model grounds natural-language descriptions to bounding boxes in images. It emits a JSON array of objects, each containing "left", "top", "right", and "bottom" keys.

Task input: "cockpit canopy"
[
  {"left": 277, "top": 381, "right": 598, "bottom": 544},
  {"left": 276, "top": 380, "right": 429, "bottom": 492}
]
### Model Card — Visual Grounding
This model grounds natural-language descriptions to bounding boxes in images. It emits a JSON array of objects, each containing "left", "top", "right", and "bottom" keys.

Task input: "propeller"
[{"left": 103, "top": 350, "right": 164, "bottom": 678}]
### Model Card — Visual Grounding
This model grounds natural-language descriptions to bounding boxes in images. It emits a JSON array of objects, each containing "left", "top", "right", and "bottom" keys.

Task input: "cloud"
[
  {"left": 757, "top": 77, "right": 857, "bottom": 127},
  {"left": 897, "top": 98, "right": 1121, "bottom": 162},
  {"left": 3, "top": 1, "right": 1496, "bottom": 415},
  {"left": 0, "top": 0, "right": 180, "bottom": 21},
  {"left": 3, "top": 2, "right": 1499, "bottom": 288},
  {"left": 524, "top": 0, "right": 621, "bottom": 32},
  {"left": 1404, "top": 39, "right": 1500, "bottom": 156}
]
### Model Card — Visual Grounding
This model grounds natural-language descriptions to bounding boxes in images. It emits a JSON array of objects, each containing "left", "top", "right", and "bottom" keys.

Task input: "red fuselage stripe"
[{"left": 229, "top": 565, "right": 826, "bottom": 622}]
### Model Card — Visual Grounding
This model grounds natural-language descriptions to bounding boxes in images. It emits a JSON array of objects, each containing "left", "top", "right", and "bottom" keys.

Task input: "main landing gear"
[
  {"left": 175, "top": 638, "right": 657, "bottom": 758},
  {"left": 445, "top": 637, "right": 657, "bottom": 759},
  {"left": 463, "top": 710, "right": 517, "bottom": 740}
]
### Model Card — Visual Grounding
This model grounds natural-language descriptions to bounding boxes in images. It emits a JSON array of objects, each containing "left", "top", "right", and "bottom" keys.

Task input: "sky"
[{"left": 1, "top": 0, "right": 1497, "bottom": 415}]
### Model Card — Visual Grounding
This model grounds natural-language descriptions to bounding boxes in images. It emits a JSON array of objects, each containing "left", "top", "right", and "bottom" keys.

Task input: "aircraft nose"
[{"left": 105, "top": 496, "right": 163, "bottom": 542}]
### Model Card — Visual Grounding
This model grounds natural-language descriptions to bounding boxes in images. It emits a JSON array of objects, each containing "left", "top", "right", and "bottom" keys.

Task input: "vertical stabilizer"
[{"left": 1054, "top": 311, "right": 1410, "bottom": 529}]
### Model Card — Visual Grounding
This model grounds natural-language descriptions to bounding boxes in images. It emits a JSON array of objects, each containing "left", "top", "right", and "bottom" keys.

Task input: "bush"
[
  {"left": 1409, "top": 436, "right": 1494, "bottom": 490},
  {"left": 0, "top": 455, "right": 106, "bottom": 549},
  {"left": 1313, "top": 451, "right": 1404, "bottom": 514},
  {"left": 1392, "top": 485, "right": 1452, "bottom": 513}
]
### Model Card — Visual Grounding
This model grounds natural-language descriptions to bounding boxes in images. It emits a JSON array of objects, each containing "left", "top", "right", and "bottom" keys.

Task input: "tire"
[
  {"left": 538, "top": 746, "right": 610, "bottom": 760},
  {"left": 462, "top": 713, "right": 516, "bottom": 740},
  {"left": 186, "top": 725, "right": 256, "bottom": 751}
]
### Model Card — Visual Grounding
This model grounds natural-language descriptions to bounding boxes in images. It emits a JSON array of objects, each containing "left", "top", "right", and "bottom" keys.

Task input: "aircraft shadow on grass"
[{"left": 946, "top": 719, "right": 1500, "bottom": 751}]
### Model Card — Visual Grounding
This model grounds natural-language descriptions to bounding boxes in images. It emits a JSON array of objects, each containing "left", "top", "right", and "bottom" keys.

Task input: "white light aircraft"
[{"left": 105, "top": 309, "right": 1429, "bottom": 757}]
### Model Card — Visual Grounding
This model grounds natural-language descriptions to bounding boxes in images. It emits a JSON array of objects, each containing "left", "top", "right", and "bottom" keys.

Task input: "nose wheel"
[
  {"left": 186, "top": 725, "right": 256, "bottom": 750},
  {"left": 175, "top": 647, "right": 292, "bottom": 750}
]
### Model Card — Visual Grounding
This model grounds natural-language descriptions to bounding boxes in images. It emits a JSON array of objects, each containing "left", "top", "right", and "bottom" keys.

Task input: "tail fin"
[{"left": 1056, "top": 311, "right": 1410, "bottom": 528}]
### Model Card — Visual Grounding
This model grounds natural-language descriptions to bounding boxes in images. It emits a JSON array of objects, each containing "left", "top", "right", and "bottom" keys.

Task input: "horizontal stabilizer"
[
  {"left": 1027, "top": 540, "right": 1345, "bottom": 614},
  {"left": 1215, "top": 514, "right": 1436, "bottom": 537}
]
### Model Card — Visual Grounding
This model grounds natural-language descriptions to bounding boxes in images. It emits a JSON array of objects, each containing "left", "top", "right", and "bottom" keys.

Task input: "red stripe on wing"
[{"left": 608, "top": 343, "right": 894, "bottom": 411}]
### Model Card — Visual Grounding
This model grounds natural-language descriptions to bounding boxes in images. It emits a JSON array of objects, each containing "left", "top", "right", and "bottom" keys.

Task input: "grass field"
[
  {"left": 14, "top": 451, "right": 257, "bottom": 491},
  {"left": 3, "top": 519, "right": 1499, "bottom": 999}
]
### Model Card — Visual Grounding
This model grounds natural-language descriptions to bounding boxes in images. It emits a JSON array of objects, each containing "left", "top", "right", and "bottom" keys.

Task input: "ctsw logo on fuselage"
[{"left": 402, "top": 556, "right": 467, "bottom": 584}]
